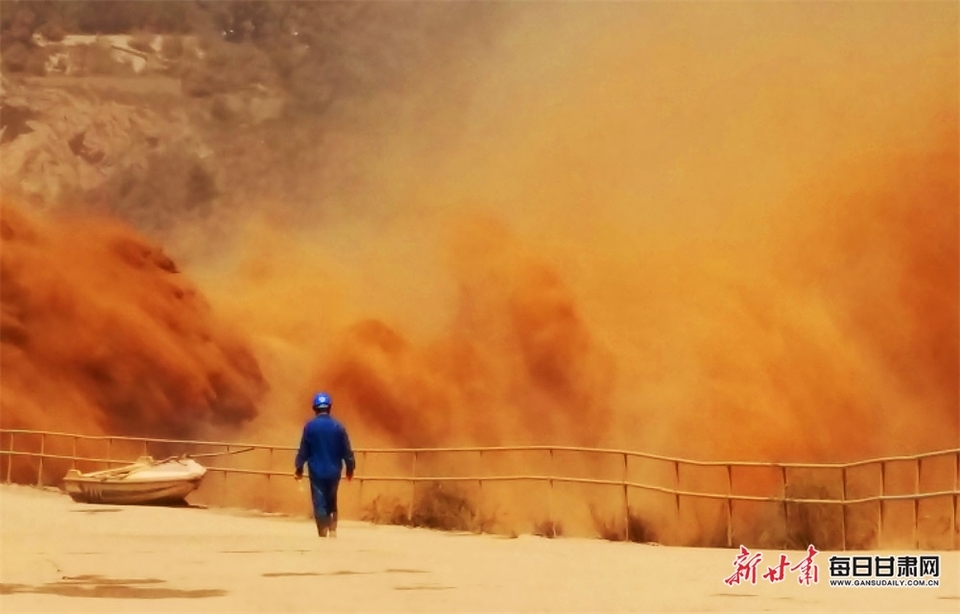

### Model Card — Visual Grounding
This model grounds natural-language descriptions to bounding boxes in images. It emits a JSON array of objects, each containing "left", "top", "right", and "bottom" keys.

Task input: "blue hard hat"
[{"left": 313, "top": 391, "right": 332, "bottom": 410}]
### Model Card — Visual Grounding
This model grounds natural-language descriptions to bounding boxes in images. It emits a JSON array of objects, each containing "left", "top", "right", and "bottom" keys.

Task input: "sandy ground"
[{"left": 1, "top": 485, "right": 957, "bottom": 613}]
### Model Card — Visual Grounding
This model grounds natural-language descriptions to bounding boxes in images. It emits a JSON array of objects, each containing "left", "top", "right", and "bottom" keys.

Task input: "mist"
[
  {"left": 180, "top": 2, "right": 958, "bottom": 465},
  {"left": 1, "top": 2, "right": 956, "bottom": 540}
]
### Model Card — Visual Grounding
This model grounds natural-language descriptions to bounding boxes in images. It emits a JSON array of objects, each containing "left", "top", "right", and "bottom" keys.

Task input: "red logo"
[{"left": 725, "top": 545, "right": 820, "bottom": 586}]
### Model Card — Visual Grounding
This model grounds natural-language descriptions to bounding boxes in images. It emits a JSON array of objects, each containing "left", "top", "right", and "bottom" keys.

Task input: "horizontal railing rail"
[
  {"left": 6, "top": 448, "right": 958, "bottom": 505},
  {"left": 2, "top": 428, "right": 957, "bottom": 550},
  {"left": 1, "top": 428, "right": 957, "bottom": 469}
]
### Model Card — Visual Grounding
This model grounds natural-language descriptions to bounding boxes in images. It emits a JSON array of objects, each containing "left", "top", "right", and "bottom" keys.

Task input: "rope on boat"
[
  {"left": 140, "top": 446, "right": 256, "bottom": 465},
  {"left": 147, "top": 446, "right": 257, "bottom": 465},
  {"left": 180, "top": 446, "right": 256, "bottom": 460}
]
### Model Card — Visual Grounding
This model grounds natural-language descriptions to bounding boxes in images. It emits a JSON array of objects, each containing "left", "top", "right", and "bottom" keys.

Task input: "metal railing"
[{"left": 2, "top": 428, "right": 957, "bottom": 550}]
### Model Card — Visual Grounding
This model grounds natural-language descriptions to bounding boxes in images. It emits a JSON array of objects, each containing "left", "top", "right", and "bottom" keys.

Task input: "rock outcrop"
[{"left": 0, "top": 75, "right": 216, "bottom": 230}]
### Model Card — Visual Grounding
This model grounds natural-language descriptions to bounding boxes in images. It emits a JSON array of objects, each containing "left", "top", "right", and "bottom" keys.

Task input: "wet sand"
[{"left": 1, "top": 485, "right": 956, "bottom": 613}]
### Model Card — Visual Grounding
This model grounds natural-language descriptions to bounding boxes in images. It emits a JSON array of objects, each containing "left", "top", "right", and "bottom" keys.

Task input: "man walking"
[{"left": 294, "top": 391, "right": 356, "bottom": 537}]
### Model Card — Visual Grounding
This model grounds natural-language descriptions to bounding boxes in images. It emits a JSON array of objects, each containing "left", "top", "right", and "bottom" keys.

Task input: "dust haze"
[
  {"left": 203, "top": 2, "right": 958, "bottom": 461},
  {"left": 1, "top": 2, "right": 957, "bottom": 539},
  {"left": 0, "top": 203, "right": 267, "bottom": 438}
]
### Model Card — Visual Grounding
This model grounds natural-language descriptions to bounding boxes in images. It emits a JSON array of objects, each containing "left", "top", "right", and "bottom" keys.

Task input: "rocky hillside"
[
  {"left": 1, "top": 74, "right": 215, "bottom": 228},
  {"left": 0, "top": 2, "right": 503, "bottom": 238}
]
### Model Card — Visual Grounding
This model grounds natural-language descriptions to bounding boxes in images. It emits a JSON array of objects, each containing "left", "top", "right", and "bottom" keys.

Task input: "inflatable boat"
[{"left": 62, "top": 456, "right": 207, "bottom": 505}]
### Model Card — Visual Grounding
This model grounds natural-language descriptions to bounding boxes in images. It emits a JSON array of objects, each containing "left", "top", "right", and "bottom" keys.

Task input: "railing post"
[
  {"left": 914, "top": 458, "right": 921, "bottom": 550},
  {"left": 878, "top": 461, "right": 885, "bottom": 548},
  {"left": 357, "top": 476, "right": 364, "bottom": 513},
  {"left": 106, "top": 437, "right": 113, "bottom": 468},
  {"left": 955, "top": 452, "right": 959, "bottom": 551},
  {"left": 477, "top": 450, "right": 483, "bottom": 534},
  {"left": 223, "top": 444, "right": 230, "bottom": 506},
  {"left": 674, "top": 460, "right": 680, "bottom": 516},
  {"left": 72, "top": 436, "right": 78, "bottom": 470},
  {"left": 840, "top": 467, "right": 847, "bottom": 551},
  {"left": 726, "top": 464, "right": 733, "bottom": 548},
  {"left": 781, "top": 465, "right": 789, "bottom": 543},
  {"left": 358, "top": 451, "right": 367, "bottom": 507},
  {"left": 548, "top": 449, "right": 555, "bottom": 537},
  {"left": 37, "top": 433, "right": 45, "bottom": 486},
  {"left": 142, "top": 440, "right": 148, "bottom": 457},
  {"left": 5, "top": 433, "right": 13, "bottom": 483},
  {"left": 408, "top": 451, "right": 417, "bottom": 525},
  {"left": 622, "top": 453, "right": 629, "bottom": 542},
  {"left": 267, "top": 447, "right": 273, "bottom": 484}
]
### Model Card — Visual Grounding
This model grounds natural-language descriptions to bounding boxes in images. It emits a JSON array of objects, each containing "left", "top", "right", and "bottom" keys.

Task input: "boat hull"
[
  {"left": 62, "top": 477, "right": 205, "bottom": 505},
  {"left": 61, "top": 457, "right": 207, "bottom": 505}
]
